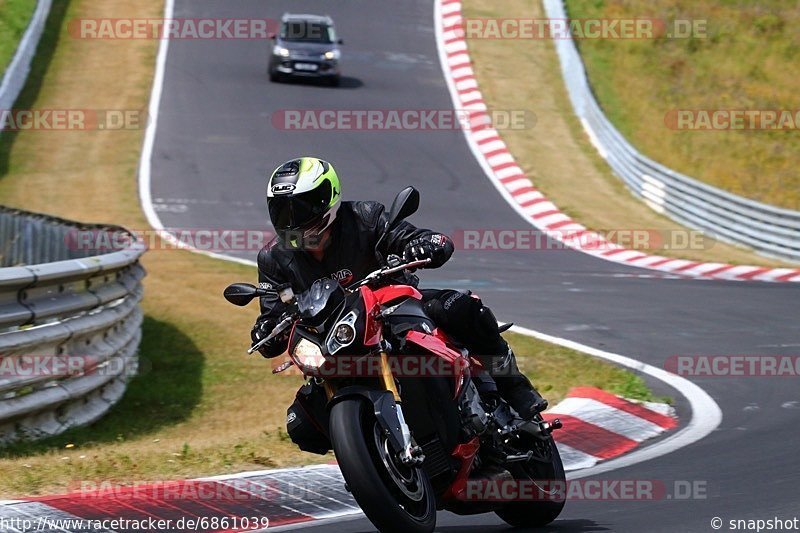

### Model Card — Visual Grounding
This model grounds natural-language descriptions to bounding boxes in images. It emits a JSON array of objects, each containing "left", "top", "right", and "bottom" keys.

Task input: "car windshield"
[{"left": 281, "top": 21, "right": 335, "bottom": 44}]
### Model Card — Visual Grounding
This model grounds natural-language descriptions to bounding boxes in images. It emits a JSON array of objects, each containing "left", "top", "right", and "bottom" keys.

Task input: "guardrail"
[
  {"left": 0, "top": 206, "right": 145, "bottom": 444},
  {"left": 543, "top": 0, "right": 800, "bottom": 262},
  {"left": 0, "top": 0, "right": 52, "bottom": 113}
]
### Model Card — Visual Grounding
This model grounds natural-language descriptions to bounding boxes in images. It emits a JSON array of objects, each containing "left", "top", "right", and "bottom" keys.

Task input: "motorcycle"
[{"left": 224, "top": 187, "right": 565, "bottom": 532}]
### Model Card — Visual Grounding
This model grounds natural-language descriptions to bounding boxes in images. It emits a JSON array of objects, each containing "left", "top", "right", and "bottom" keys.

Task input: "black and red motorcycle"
[{"left": 224, "top": 188, "right": 565, "bottom": 532}]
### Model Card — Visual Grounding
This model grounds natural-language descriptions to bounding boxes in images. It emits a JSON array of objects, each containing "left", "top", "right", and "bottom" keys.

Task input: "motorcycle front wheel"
[{"left": 330, "top": 398, "right": 436, "bottom": 533}]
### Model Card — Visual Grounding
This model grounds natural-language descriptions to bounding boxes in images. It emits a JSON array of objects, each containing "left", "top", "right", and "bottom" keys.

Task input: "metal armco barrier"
[
  {"left": 0, "top": 206, "right": 145, "bottom": 444},
  {"left": 543, "top": 0, "right": 800, "bottom": 262}
]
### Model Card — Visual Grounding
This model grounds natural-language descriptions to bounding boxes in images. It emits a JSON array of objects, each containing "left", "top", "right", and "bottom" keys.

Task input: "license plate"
[{"left": 294, "top": 63, "right": 318, "bottom": 71}]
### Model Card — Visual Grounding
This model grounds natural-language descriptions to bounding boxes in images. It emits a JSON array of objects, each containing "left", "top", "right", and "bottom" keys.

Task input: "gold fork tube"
[
  {"left": 323, "top": 380, "right": 335, "bottom": 400},
  {"left": 379, "top": 352, "right": 401, "bottom": 402}
]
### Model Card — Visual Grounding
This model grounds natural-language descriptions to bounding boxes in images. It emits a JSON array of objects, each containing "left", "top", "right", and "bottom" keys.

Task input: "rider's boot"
[{"left": 486, "top": 338, "right": 548, "bottom": 420}]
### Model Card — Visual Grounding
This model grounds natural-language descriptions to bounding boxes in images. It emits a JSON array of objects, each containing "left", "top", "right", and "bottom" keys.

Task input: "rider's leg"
[
  {"left": 486, "top": 334, "right": 549, "bottom": 418},
  {"left": 422, "top": 290, "right": 547, "bottom": 419}
]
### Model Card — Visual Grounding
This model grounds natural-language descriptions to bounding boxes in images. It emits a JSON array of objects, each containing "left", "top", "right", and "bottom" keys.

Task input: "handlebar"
[
  {"left": 351, "top": 257, "right": 432, "bottom": 288},
  {"left": 247, "top": 257, "right": 431, "bottom": 354},
  {"left": 381, "top": 257, "right": 431, "bottom": 276}
]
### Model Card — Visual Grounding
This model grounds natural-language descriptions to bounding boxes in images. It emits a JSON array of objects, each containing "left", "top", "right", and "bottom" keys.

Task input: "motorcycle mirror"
[
  {"left": 223, "top": 283, "right": 259, "bottom": 306},
  {"left": 384, "top": 186, "right": 420, "bottom": 231},
  {"left": 374, "top": 186, "right": 420, "bottom": 265}
]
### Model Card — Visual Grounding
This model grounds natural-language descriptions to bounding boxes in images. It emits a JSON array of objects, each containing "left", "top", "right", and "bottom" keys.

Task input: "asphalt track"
[{"left": 149, "top": 1, "right": 800, "bottom": 531}]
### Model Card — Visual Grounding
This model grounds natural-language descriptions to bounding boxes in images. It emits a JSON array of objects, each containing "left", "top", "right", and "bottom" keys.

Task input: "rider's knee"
[{"left": 423, "top": 290, "right": 502, "bottom": 351}]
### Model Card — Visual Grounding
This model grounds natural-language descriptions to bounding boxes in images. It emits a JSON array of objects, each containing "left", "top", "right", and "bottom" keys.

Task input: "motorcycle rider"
[{"left": 252, "top": 157, "right": 547, "bottom": 419}]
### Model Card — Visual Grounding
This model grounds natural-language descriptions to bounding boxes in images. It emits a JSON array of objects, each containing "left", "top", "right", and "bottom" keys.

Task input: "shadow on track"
[
  {"left": 435, "top": 518, "right": 609, "bottom": 532},
  {"left": 273, "top": 75, "right": 363, "bottom": 89}
]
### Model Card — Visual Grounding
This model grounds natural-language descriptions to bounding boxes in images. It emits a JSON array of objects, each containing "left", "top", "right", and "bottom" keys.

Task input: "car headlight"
[
  {"left": 273, "top": 46, "right": 290, "bottom": 57},
  {"left": 323, "top": 50, "right": 340, "bottom": 60},
  {"left": 326, "top": 311, "right": 357, "bottom": 354},
  {"left": 293, "top": 338, "right": 325, "bottom": 369}
]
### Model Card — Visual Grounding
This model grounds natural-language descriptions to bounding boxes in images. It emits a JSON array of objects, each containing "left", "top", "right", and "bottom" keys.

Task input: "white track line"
[
  {"left": 196, "top": 463, "right": 339, "bottom": 482},
  {"left": 137, "top": 0, "right": 257, "bottom": 268},
  {"left": 265, "top": 512, "right": 366, "bottom": 533}
]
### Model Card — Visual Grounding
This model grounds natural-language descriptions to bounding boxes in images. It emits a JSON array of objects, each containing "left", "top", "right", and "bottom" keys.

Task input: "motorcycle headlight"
[
  {"left": 273, "top": 46, "right": 290, "bottom": 57},
  {"left": 293, "top": 338, "right": 325, "bottom": 369},
  {"left": 334, "top": 323, "right": 355, "bottom": 344},
  {"left": 323, "top": 50, "right": 340, "bottom": 60},
  {"left": 326, "top": 311, "right": 358, "bottom": 354}
]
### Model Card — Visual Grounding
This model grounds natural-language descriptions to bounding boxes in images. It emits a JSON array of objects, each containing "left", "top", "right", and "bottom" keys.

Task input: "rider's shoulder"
[
  {"left": 256, "top": 245, "right": 274, "bottom": 266},
  {"left": 257, "top": 240, "right": 284, "bottom": 269},
  {"left": 346, "top": 200, "right": 386, "bottom": 230}
]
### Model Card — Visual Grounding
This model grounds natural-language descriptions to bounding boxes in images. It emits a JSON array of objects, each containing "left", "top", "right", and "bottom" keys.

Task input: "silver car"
[{"left": 268, "top": 14, "right": 343, "bottom": 86}]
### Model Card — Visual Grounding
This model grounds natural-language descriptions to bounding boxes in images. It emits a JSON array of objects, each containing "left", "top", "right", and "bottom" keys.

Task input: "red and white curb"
[
  {"left": 0, "top": 465, "right": 358, "bottom": 532},
  {"left": 543, "top": 386, "right": 676, "bottom": 471},
  {"left": 0, "top": 387, "right": 674, "bottom": 532},
  {"left": 434, "top": 0, "right": 800, "bottom": 283}
]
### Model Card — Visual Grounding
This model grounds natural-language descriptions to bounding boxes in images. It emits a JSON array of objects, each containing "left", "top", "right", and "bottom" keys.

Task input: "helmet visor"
[{"left": 268, "top": 180, "right": 332, "bottom": 232}]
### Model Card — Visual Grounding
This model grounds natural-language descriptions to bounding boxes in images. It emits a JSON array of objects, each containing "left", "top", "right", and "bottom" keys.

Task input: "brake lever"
[{"left": 248, "top": 314, "right": 295, "bottom": 354}]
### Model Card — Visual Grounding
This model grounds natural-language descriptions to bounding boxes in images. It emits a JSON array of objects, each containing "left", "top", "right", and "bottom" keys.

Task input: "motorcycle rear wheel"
[
  {"left": 495, "top": 428, "right": 566, "bottom": 527},
  {"left": 330, "top": 398, "right": 436, "bottom": 533}
]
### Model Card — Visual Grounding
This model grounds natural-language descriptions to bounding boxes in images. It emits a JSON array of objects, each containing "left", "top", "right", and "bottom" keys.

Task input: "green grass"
[
  {"left": 0, "top": 0, "right": 37, "bottom": 77},
  {"left": 564, "top": 0, "right": 800, "bottom": 209},
  {"left": 508, "top": 332, "right": 665, "bottom": 404},
  {"left": 0, "top": 327, "right": 666, "bottom": 496}
]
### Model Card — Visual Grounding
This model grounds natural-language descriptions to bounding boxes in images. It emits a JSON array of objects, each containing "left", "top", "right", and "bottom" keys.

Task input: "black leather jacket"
[{"left": 255, "top": 201, "right": 453, "bottom": 354}]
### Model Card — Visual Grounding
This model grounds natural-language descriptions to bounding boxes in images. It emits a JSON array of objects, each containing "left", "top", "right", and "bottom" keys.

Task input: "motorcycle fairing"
[
  {"left": 296, "top": 278, "right": 346, "bottom": 325},
  {"left": 404, "top": 329, "right": 469, "bottom": 398},
  {"left": 359, "top": 286, "right": 383, "bottom": 346},
  {"left": 373, "top": 284, "right": 422, "bottom": 305},
  {"left": 441, "top": 436, "right": 480, "bottom": 502}
]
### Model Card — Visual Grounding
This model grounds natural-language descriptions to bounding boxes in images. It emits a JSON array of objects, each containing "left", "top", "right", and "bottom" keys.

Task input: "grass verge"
[
  {"left": 565, "top": 0, "right": 799, "bottom": 210},
  {"left": 0, "top": 0, "right": 662, "bottom": 496},
  {"left": 463, "top": 0, "right": 793, "bottom": 267},
  {"left": 0, "top": 0, "right": 36, "bottom": 76}
]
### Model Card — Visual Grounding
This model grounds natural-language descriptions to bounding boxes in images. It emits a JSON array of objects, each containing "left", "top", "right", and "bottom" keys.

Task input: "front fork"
[
  {"left": 378, "top": 351, "right": 422, "bottom": 465},
  {"left": 324, "top": 350, "right": 422, "bottom": 466}
]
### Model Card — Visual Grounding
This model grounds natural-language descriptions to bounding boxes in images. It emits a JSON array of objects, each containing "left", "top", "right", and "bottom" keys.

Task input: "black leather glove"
[
  {"left": 250, "top": 318, "right": 284, "bottom": 358},
  {"left": 403, "top": 234, "right": 453, "bottom": 268}
]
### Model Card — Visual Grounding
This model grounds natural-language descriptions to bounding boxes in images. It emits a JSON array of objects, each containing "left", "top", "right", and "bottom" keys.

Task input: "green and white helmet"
[{"left": 267, "top": 157, "right": 342, "bottom": 239}]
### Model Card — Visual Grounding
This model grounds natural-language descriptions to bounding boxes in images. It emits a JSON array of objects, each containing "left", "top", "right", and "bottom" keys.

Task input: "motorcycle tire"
[
  {"left": 330, "top": 398, "right": 436, "bottom": 533},
  {"left": 495, "top": 434, "right": 566, "bottom": 527}
]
